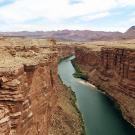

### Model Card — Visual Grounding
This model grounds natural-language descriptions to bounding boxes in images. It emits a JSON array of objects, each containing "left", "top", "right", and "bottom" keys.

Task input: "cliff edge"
[
  {"left": 74, "top": 41, "right": 135, "bottom": 127},
  {"left": 0, "top": 37, "right": 84, "bottom": 135}
]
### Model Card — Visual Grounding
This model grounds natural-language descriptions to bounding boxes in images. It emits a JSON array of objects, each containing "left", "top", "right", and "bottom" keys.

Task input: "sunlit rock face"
[
  {"left": 75, "top": 46, "right": 135, "bottom": 127},
  {"left": 0, "top": 37, "right": 83, "bottom": 135}
]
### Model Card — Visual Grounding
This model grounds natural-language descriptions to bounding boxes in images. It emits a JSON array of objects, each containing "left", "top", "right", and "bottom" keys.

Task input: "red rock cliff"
[
  {"left": 75, "top": 46, "right": 135, "bottom": 127},
  {"left": 0, "top": 38, "right": 83, "bottom": 135}
]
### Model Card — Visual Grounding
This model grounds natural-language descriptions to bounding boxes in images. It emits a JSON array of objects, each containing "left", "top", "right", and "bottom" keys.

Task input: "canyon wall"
[
  {"left": 0, "top": 39, "right": 83, "bottom": 135},
  {"left": 75, "top": 46, "right": 135, "bottom": 127}
]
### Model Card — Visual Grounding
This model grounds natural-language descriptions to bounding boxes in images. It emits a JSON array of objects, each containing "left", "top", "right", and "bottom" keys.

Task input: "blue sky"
[
  {"left": 0, "top": 0, "right": 135, "bottom": 32},
  {"left": 0, "top": 0, "right": 15, "bottom": 6},
  {"left": 69, "top": 0, "right": 83, "bottom": 5}
]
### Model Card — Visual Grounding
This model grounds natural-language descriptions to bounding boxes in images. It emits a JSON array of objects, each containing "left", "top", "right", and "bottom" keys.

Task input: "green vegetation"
[
  {"left": 71, "top": 59, "right": 88, "bottom": 81},
  {"left": 73, "top": 71, "right": 88, "bottom": 81}
]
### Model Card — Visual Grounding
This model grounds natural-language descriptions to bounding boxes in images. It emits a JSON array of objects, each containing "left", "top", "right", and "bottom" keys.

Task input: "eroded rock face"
[
  {"left": 0, "top": 38, "right": 83, "bottom": 135},
  {"left": 75, "top": 46, "right": 135, "bottom": 127}
]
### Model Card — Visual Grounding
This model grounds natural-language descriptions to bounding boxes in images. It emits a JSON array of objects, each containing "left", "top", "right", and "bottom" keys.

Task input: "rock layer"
[
  {"left": 74, "top": 46, "right": 135, "bottom": 127},
  {"left": 0, "top": 37, "right": 83, "bottom": 135}
]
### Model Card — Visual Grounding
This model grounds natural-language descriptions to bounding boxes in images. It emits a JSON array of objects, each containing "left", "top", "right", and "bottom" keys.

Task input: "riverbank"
[
  {"left": 74, "top": 45, "right": 135, "bottom": 128},
  {"left": 58, "top": 75, "right": 86, "bottom": 135},
  {"left": 73, "top": 57, "right": 135, "bottom": 128},
  {"left": 71, "top": 60, "right": 124, "bottom": 116},
  {"left": 58, "top": 56, "right": 135, "bottom": 135},
  {"left": 49, "top": 80, "right": 85, "bottom": 134},
  {"left": 71, "top": 58, "right": 88, "bottom": 80}
]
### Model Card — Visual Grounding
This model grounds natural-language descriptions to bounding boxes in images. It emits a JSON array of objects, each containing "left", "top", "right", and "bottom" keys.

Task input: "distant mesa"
[
  {"left": 124, "top": 26, "right": 135, "bottom": 39},
  {"left": 0, "top": 26, "right": 135, "bottom": 42},
  {"left": 127, "top": 26, "right": 135, "bottom": 31}
]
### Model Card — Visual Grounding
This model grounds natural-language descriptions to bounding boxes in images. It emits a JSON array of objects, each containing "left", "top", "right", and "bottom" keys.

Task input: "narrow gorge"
[{"left": 0, "top": 37, "right": 135, "bottom": 135}]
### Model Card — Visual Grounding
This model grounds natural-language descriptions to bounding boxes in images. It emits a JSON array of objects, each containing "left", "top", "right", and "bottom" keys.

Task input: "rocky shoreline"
[{"left": 58, "top": 75, "right": 86, "bottom": 135}]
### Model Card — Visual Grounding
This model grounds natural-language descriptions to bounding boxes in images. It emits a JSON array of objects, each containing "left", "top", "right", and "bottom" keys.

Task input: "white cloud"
[
  {"left": 118, "top": 0, "right": 135, "bottom": 6},
  {"left": 91, "top": 26, "right": 128, "bottom": 32},
  {"left": 130, "top": 18, "right": 135, "bottom": 23},
  {"left": 0, "top": 22, "right": 91, "bottom": 32},
  {"left": 0, "top": 0, "right": 135, "bottom": 31},
  {"left": 0, "top": 0, "right": 114, "bottom": 21},
  {"left": 81, "top": 12, "right": 110, "bottom": 21}
]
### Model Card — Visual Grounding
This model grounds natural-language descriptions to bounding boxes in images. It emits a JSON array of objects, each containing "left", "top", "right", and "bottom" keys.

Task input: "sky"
[{"left": 0, "top": 0, "right": 135, "bottom": 32}]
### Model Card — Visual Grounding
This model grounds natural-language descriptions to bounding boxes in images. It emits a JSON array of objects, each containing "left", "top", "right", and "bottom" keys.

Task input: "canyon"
[
  {"left": 0, "top": 36, "right": 135, "bottom": 135},
  {"left": 0, "top": 37, "right": 84, "bottom": 135},
  {"left": 74, "top": 41, "right": 135, "bottom": 127}
]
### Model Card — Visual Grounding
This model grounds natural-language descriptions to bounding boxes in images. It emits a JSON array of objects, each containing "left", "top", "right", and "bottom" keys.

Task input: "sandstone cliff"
[
  {"left": 0, "top": 37, "right": 83, "bottom": 135},
  {"left": 74, "top": 45, "right": 135, "bottom": 127}
]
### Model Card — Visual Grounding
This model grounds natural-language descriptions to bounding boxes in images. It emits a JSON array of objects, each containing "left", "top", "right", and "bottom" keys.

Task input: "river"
[{"left": 58, "top": 56, "right": 135, "bottom": 135}]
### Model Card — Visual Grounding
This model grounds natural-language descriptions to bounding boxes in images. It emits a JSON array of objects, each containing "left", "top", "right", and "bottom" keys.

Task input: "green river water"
[{"left": 58, "top": 56, "right": 135, "bottom": 135}]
